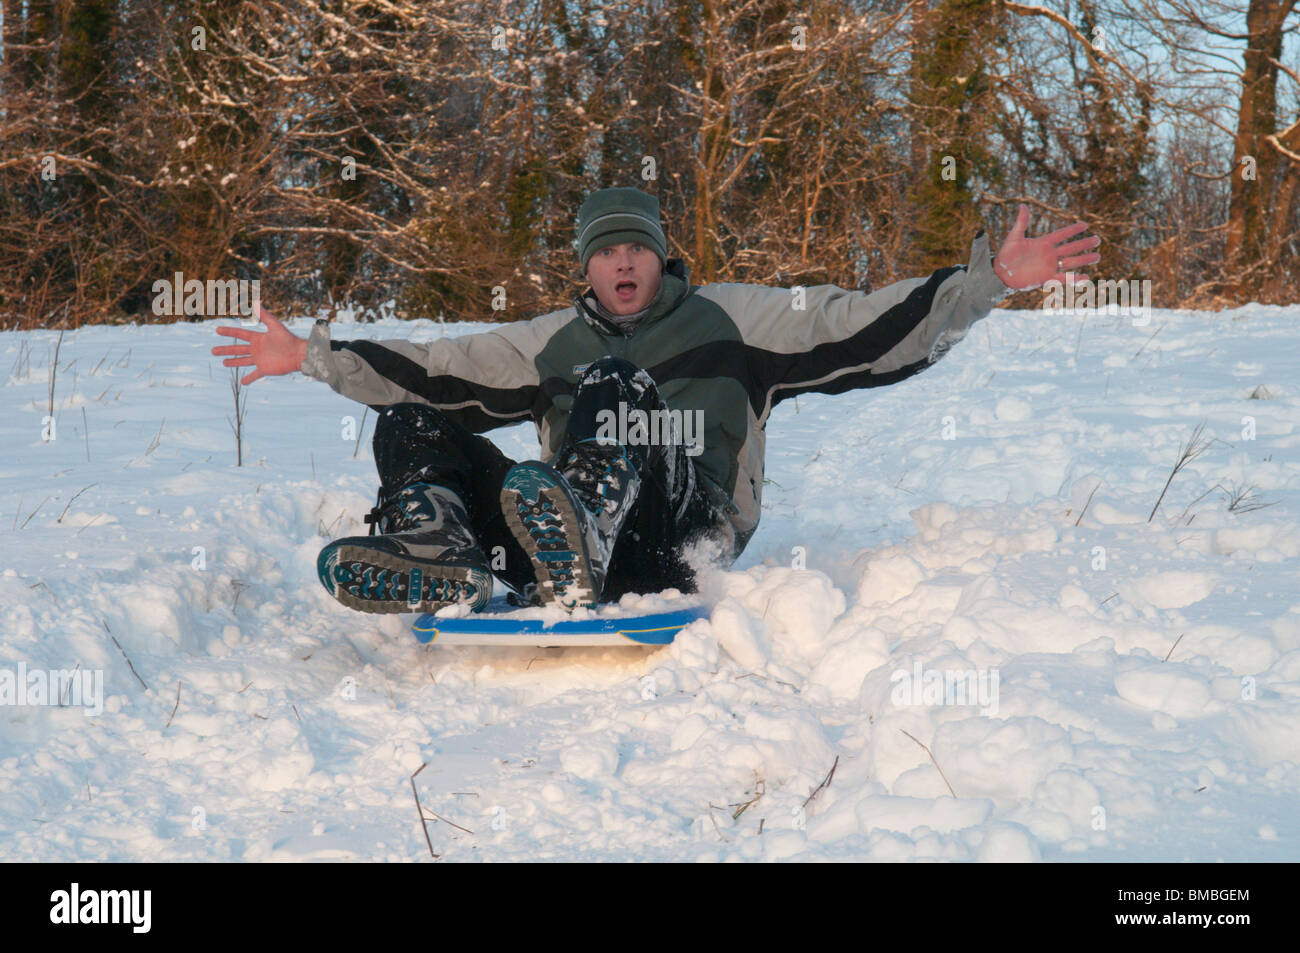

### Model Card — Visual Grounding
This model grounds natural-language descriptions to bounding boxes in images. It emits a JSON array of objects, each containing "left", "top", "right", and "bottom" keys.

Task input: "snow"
[{"left": 2, "top": 303, "right": 1298, "bottom": 861}]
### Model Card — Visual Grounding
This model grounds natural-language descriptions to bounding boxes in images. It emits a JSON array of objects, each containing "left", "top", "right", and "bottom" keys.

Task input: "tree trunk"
[{"left": 1223, "top": 0, "right": 1295, "bottom": 290}]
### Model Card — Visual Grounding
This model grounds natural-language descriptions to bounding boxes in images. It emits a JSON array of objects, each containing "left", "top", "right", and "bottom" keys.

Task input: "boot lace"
[
  {"left": 363, "top": 486, "right": 425, "bottom": 535},
  {"left": 557, "top": 442, "right": 626, "bottom": 516}
]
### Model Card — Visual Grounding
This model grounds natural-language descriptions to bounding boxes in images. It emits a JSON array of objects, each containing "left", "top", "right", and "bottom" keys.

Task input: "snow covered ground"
[{"left": 1, "top": 303, "right": 1297, "bottom": 861}]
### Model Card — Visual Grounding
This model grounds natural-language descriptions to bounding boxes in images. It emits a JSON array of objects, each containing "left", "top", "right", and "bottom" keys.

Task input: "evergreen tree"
[{"left": 906, "top": 0, "right": 1004, "bottom": 274}]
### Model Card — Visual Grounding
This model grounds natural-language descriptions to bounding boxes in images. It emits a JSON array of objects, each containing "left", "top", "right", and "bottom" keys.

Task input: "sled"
[{"left": 411, "top": 598, "right": 707, "bottom": 647}]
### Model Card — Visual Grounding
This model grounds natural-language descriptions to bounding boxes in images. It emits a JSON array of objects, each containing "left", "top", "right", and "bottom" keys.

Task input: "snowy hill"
[{"left": 1, "top": 305, "right": 1297, "bottom": 861}]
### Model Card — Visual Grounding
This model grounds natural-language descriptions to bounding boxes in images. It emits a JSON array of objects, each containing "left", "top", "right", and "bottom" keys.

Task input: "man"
[{"left": 213, "top": 188, "right": 1099, "bottom": 613}]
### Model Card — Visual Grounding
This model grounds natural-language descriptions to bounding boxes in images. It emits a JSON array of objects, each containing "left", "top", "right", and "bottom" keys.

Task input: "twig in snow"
[
  {"left": 82, "top": 407, "right": 90, "bottom": 461},
  {"left": 352, "top": 406, "right": 368, "bottom": 458},
  {"left": 57, "top": 483, "right": 98, "bottom": 523},
  {"left": 1163, "top": 633, "right": 1185, "bottom": 663},
  {"left": 730, "top": 779, "right": 766, "bottom": 820},
  {"left": 145, "top": 418, "right": 165, "bottom": 456},
  {"left": 705, "top": 804, "right": 730, "bottom": 842},
  {"left": 409, "top": 763, "right": 441, "bottom": 859},
  {"left": 318, "top": 509, "right": 346, "bottom": 538},
  {"left": 8, "top": 338, "right": 29, "bottom": 380},
  {"left": 58, "top": 663, "right": 82, "bottom": 707},
  {"left": 47, "top": 329, "right": 64, "bottom": 421},
  {"left": 101, "top": 619, "right": 149, "bottom": 691},
  {"left": 1074, "top": 481, "right": 1100, "bottom": 526},
  {"left": 1177, "top": 484, "right": 1222, "bottom": 525},
  {"left": 1221, "top": 482, "right": 1277, "bottom": 515},
  {"left": 891, "top": 469, "right": 916, "bottom": 495},
  {"left": 801, "top": 755, "right": 840, "bottom": 810},
  {"left": 1026, "top": 332, "right": 1064, "bottom": 356},
  {"left": 20, "top": 496, "right": 50, "bottom": 528},
  {"left": 1148, "top": 421, "right": 1212, "bottom": 523},
  {"left": 1132, "top": 322, "right": 1163, "bottom": 359},
  {"left": 74, "top": 514, "right": 103, "bottom": 536},
  {"left": 165, "top": 680, "right": 181, "bottom": 728},
  {"left": 227, "top": 369, "right": 247, "bottom": 466},
  {"left": 901, "top": 730, "right": 956, "bottom": 798},
  {"left": 736, "top": 671, "right": 800, "bottom": 693},
  {"left": 421, "top": 807, "right": 474, "bottom": 835}
]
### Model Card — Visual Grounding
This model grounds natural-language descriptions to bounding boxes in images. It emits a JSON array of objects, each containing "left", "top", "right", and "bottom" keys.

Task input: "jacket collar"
[{"left": 575, "top": 258, "right": 692, "bottom": 336}]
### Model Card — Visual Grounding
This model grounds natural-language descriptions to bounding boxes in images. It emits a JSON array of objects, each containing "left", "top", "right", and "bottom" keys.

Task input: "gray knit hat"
[{"left": 576, "top": 187, "right": 667, "bottom": 269}]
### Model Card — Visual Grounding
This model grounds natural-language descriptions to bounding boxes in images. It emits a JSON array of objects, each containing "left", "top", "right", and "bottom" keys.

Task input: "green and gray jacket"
[{"left": 302, "top": 231, "right": 1012, "bottom": 560}]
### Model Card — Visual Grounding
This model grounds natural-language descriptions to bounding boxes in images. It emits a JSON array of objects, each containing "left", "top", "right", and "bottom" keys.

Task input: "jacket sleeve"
[
  {"left": 299, "top": 315, "right": 562, "bottom": 433},
  {"left": 709, "top": 231, "right": 1012, "bottom": 418}
]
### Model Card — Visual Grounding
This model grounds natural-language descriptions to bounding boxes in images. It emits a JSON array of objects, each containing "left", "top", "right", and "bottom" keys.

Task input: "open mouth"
[{"left": 614, "top": 280, "right": 637, "bottom": 298}]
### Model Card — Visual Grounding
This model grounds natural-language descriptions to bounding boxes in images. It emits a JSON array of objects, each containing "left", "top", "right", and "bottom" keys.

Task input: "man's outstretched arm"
[
  {"left": 711, "top": 204, "right": 1100, "bottom": 418},
  {"left": 211, "top": 308, "right": 563, "bottom": 433}
]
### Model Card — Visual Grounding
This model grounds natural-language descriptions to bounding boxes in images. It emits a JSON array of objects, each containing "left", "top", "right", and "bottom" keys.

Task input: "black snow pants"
[{"left": 370, "top": 356, "right": 722, "bottom": 600}]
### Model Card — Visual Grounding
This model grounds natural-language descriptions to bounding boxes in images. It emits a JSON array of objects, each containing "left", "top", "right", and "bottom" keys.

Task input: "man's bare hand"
[
  {"left": 211, "top": 307, "right": 308, "bottom": 385},
  {"left": 993, "top": 203, "right": 1101, "bottom": 291}
]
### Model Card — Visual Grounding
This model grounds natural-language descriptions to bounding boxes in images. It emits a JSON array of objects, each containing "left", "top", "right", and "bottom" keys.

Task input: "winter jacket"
[{"left": 301, "top": 231, "right": 1013, "bottom": 560}]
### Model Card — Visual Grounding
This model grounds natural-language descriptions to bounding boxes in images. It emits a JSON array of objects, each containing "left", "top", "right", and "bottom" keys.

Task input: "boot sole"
[
  {"left": 317, "top": 542, "right": 492, "bottom": 614},
  {"left": 500, "top": 463, "right": 598, "bottom": 610}
]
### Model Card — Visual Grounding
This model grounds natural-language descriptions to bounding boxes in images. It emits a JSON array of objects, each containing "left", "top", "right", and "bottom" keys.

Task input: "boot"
[
  {"left": 317, "top": 482, "right": 492, "bottom": 614},
  {"left": 500, "top": 440, "right": 640, "bottom": 609}
]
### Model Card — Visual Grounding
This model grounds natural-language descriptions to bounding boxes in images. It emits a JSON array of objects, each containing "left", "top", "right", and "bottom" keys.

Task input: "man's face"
[{"left": 585, "top": 241, "right": 662, "bottom": 315}]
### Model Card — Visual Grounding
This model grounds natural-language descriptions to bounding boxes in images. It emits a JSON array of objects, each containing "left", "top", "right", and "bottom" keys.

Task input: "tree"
[{"left": 907, "top": 0, "right": 1004, "bottom": 275}]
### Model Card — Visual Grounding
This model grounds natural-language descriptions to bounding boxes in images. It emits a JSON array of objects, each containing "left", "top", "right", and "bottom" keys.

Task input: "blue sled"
[{"left": 412, "top": 602, "right": 707, "bottom": 646}]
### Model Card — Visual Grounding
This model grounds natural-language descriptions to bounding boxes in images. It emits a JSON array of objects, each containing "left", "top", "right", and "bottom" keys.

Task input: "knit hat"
[{"left": 575, "top": 187, "right": 667, "bottom": 269}]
